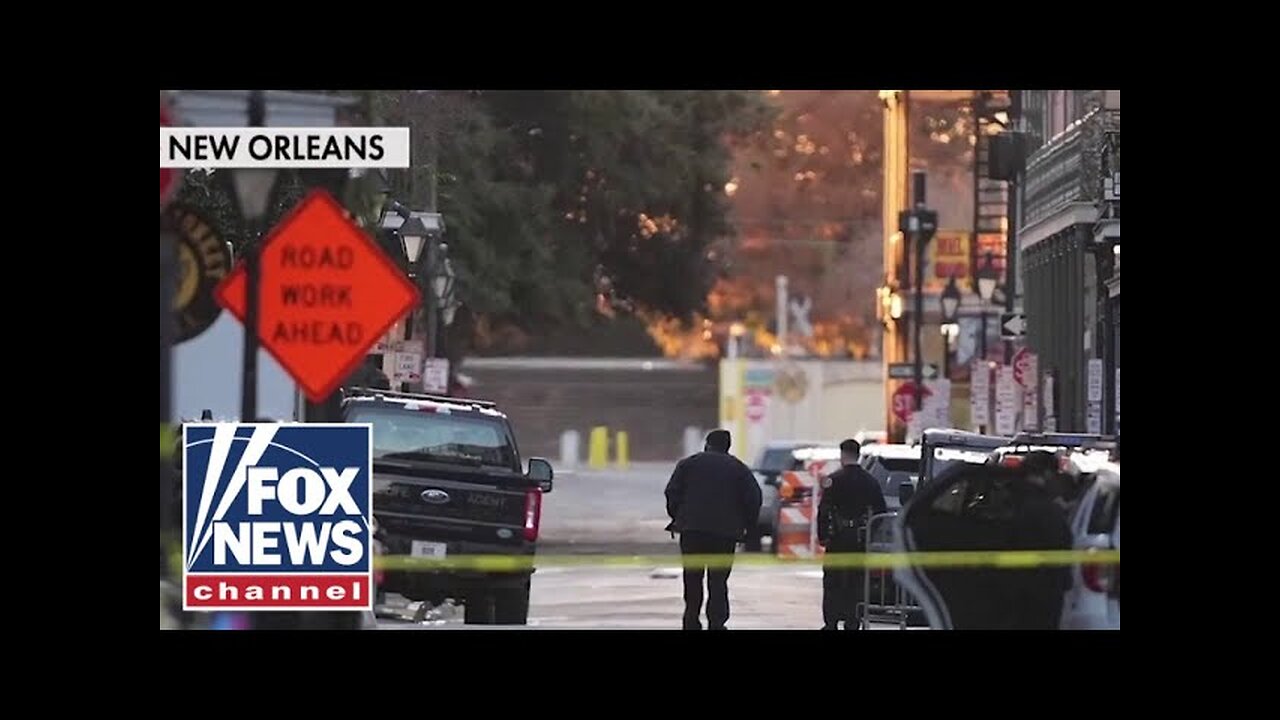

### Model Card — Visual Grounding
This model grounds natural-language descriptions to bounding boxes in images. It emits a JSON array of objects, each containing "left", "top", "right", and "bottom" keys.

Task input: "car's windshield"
[
  {"left": 759, "top": 448, "right": 803, "bottom": 473},
  {"left": 347, "top": 405, "right": 519, "bottom": 470},
  {"left": 928, "top": 447, "right": 993, "bottom": 481},
  {"left": 875, "top": 457, "right": 920, "bottom": 474}
]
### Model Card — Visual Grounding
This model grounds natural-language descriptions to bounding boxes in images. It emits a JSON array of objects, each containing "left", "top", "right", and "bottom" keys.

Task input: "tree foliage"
[{"left": 369, "top": 90, "right": 775, "bottom": 355}]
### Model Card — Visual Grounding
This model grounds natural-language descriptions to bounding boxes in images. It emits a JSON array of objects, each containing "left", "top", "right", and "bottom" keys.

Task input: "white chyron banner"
[{"left": 161, "top": 128, "right": 412, "bottom": 169}]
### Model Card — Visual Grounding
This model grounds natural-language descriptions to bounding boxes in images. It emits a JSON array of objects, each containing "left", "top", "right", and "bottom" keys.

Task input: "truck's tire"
[
  {"left": 743, "top": 528, "right": 763, "bottom": 553},
  {"left": 494, "top": 581, "right": 531, "bottom": 625}
]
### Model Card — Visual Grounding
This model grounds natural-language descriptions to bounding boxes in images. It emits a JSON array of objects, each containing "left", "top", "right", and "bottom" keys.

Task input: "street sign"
[
  {"left": 160, "top": 94, "right": 184, "bottom": 209},
  {"left": 167, "top": 203, "right": 231, "bottom": 344},
  {"left": 889, "top": 362, "right": 939, "bottom": 381},
  {"left": 423, "top": 358, "right": 450, "bottom": 393},
  {"left": 892, "top": 382, "right": 932, "bottom": 425},
  {"left": 1087, "top": 358, "right": 1104, "bottom": 403},
  {"left": 1001, "top": 313, "right": 1026, "bottom": 339},
  {"left": 995, "top": 365, "right": 1018, "bottom": 436},
  {"left": 214, "top": 189, "right": 421, "bottom": 402},
  {"left": 1012, "top": 348, "right": 1034, "bottom": 388},
  {"left": 1086, "top": 402, "right": 1102, "bottom": 434},
  {"left": 745, "top": 389, "right": 768, "bottom": 423},
  {"left": 395, "top": 351, "right": 423, "bottom": 383},
  {"left": 970, "top": 360, "right": 991, "bottom": 427}
]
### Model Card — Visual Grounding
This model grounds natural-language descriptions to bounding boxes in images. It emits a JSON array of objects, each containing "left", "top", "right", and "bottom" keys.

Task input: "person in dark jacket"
[
  {"left": 817, "top": 439, "right": 888, "bottom": 630},
  {"left": 664, "top": 429, "right": 762, "bottom": 630}
]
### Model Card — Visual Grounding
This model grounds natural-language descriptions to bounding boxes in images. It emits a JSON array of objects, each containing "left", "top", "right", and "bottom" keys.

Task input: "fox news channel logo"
[{"left": 183, "top": 423, "right": 373, "bottom": 611}]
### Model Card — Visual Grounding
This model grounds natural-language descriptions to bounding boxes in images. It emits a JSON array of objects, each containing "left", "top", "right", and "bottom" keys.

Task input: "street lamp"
[
  {"left": 940, "top": 275, "right": 961, "bottom": 324},
  {"left": 397, "top": 215, "right": 430, "bottom": 273},
  {"left": 231, "top": 169, "right": 279, "bottom": 222},
  {"left": 940, "top": 275, "right": 961, "bottom": 380},
  {"left": 976, "top": 252, "right": 999, "bottom": 361},
  {"left": 230, "top": 90, "right": 281, "bottom": 423},
  {"left": 430, "top": 245, "right": 456, "bottom": 306},
  {"left": 728, "top": 321, "right": 747, "bottom": 360}
]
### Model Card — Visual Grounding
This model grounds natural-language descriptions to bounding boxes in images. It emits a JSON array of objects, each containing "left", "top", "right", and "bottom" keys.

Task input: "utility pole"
[
  {"left": 900, "top": 171, "right": 938, "bottom": 412},
  {"left": 1004, "top": 90, "right": 1023, "bottom": 365}
]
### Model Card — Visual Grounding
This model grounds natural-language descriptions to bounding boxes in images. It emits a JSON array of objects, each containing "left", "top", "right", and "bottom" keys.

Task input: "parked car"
[
  {"left": 858, "top": 443, "right": 921, "bottom": 510},
  {"left": 1059, "top": 459, "right": 1120, "bottom": 629},
  {"left": 344, "top": 386, "right": 554, "bottom": 626},
  {"left": 919, "top": 429, "right": 1010, "bottom": 489},
  {"left": 892, "top": 458, "right": 1075, "bottom": 629},
  {"left": 748, "top": 441, "right": 836, "bottom": 552}
]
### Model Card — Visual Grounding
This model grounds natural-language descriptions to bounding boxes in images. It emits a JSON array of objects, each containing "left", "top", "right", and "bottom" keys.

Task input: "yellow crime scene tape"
[
  {"left": 161, "top": 423, "right": 177, "bottom": 461},
  {"left": 375, "top": 549, "right": 1119, "bottom": 573}
]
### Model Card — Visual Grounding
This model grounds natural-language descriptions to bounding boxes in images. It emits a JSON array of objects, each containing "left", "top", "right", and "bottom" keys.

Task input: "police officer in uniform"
[{"left": 817, "top": 439, "right": 887, "bottom": 630}]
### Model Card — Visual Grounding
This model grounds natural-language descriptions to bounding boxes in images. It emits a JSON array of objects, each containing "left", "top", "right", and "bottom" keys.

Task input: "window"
[
  {"left": 760, "top": 449, "right": 800, "bottom": 473},
  {"left": 1087, "top": 485, "right": 1120, "bottom": 535},
  {"left": 347, "top": 404, "right": 518, "bottom": 470},
  {"left": 876, "top": 457, "right": 921, "bottom": 474}
]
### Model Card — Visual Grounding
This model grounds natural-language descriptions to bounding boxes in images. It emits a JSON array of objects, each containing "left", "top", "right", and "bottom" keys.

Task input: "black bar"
[{"left": 913, "top": 171, "right": 927, "bottom": 207}]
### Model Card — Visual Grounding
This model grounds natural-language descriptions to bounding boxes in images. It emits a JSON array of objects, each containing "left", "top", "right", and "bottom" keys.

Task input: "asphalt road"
[
  {"left": 538, "top": 462, "right": 678, "bottom": 554},
  {"left": 376, "top": 565, "right": 918, "bottom": 630},
  {"left": 376, "top": 462, "right": 924, "bottom": 630}
]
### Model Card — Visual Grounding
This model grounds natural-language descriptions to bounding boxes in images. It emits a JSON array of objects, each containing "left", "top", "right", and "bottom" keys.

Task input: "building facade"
[{"left": 1015, "top": 90, "right": 1119, "bottom": 434}]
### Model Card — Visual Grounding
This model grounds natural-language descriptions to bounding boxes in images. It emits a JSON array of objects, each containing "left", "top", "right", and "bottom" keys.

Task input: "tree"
[{"left": 370, "top": 90, "right": 774, "bottom": 357}]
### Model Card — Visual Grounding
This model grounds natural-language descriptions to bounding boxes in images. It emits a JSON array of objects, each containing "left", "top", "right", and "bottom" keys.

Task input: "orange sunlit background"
[{"left": 641, "top": 90, "right": 979, "bottom": 361}]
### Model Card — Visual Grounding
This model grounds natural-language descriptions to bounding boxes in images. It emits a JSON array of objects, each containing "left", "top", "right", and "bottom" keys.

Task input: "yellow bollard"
[
  {"left": 615, "top": 431, "right": 629, "bottom": 470},
  {"left": 589, "top": 426, "right": 609, "bottom": 469}
]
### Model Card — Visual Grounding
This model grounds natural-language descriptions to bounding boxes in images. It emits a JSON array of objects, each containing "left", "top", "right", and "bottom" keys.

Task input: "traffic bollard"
[
  {"left": 588, "top": 426, "right": 609, "bottom": 469},
  {"left": 615, "top": 431, "right": 629, "bottom": 470},
  {"left": 560, "top": 430, "right": 581, "bottom": 469}
]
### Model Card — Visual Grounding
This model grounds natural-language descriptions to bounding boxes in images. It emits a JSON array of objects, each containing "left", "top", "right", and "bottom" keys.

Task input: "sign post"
[
  {"left": 423, "top": 358, "right": 450, "bottom": 394},
  {"left": 994, "top": 365, "right": 1018, "bottom": 436},
  {"left": 970, "top": 360, "right": 991, "bottom": 431},
  {"left": 1013, "top": 349, "right": 1038, "bottom": 431},
  {"left": 215, "top": 190, "right": 421, "bottom": 403},
  {"left": 1086, "top": 358, "right": 1104, "bottom": 434}
]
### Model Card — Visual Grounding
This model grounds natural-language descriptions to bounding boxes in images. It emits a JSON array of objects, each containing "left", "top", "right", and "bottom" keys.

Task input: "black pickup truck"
[{"left": 342, "top": 387, "right": 553, "bottom": 625}]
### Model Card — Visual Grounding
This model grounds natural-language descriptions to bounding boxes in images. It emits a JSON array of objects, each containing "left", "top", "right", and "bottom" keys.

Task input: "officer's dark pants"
[
  {"left": 679, "top": 530, "right": 738, "bottom": 630},
  {"left": 823, "top": 537, "right": 865, "bottom": 630}
]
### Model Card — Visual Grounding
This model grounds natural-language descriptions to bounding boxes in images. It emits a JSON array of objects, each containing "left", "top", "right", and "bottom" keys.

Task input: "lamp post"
[
  {"left": 939, "top": 275, "right": 961, "bottom": 379},
  {"left": 976, "top": 252, "right": 998, "bottom": 361},
  {"left": 230, "top": 90, "right": 279, "bottom": 423},
  {"left": 428, "top": 244, "right": 456, "bottom": 363},
  {"left": 899, "top": 171, "right": 938, "bottom": 412}
]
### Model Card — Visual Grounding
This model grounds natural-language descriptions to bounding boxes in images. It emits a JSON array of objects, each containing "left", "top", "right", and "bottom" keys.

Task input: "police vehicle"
[
  {"left": 344, "top": 387, "right": 554, "bottom": 625},
  {"left": 857, "top": 443, "right": 920, "bottom": 510},
  {"left": 918, "top": 429, "right": 1010, "bottom": 491}
]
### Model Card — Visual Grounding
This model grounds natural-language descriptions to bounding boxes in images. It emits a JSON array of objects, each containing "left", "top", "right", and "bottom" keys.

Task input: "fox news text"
[{"left": 183, "top": 423, "right": 373, "bottom": 611}]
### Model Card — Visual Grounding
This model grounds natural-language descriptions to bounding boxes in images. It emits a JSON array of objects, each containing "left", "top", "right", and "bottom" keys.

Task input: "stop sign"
[
  {"left": 892, "top": 382, "right": 933, "bottom": 424},
  {"left": 745, "top": 390, "right": 768, "bottom": 423},
  {"left": 1012, "top": 347, "right": 1035, "bottom": 388},
  {"left": 160, "top": 95, "right": 183, "bottom": 209}
]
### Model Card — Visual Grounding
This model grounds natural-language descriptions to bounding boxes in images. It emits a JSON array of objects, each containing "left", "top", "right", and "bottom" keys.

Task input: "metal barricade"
[{"left": 859, "top": 511, "right": 920, "bottom": 629}]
